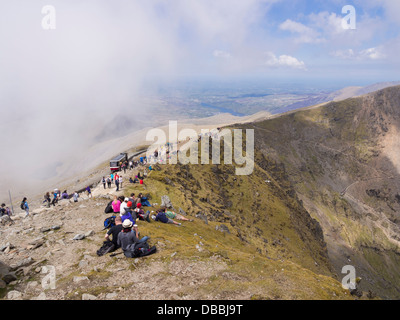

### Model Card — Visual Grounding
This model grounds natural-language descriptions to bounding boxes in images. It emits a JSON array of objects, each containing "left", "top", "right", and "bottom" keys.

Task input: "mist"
[{"left": 0, "top": 0, "right": 275, "bottom": 201}]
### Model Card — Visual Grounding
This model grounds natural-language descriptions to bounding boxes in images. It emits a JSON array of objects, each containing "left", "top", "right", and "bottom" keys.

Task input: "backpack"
[
  {"left": 96, "top": 240, "right": 115, "bottom": 256},
  {"left": 104, "top": 200, "right": 113, "bottom": 214},
  {"left": 103, "top": 216, "right": 116, "bottom": 230},
  {"left": 124, "top": 241, "right": 157, "bottom": 258},
  {"left": 20, "top": 202, "right": 25, "bottom": 210}
]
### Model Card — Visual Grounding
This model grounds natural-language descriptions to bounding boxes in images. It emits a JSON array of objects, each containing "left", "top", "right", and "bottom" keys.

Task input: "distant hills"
[{"left": 277, "top": 81, "right": 400, "bottom": 114}]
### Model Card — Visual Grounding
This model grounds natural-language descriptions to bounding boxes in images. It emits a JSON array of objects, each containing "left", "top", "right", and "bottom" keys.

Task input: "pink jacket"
[{"left": 112, "top": 200, "right": 121, "bottom": 213}]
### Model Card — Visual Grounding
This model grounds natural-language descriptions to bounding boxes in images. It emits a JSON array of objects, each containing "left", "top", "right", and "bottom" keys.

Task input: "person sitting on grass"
[
  {"left": 121, "top": 201, "right": 136, "bottom": 224},
  {"left": 137, "top": 193, "right": 152, "bottom": 207},
  {"left": 120, "top": 197, "right": 129, "bottom": 215},
  {"left": 104, "top": 216, "right": 123, "bottom": 250},
  {"left": 117, "top": 220, "right": 149, "bottom": 257},
  {"left": 134, "top": 203, "right": 151, "bottom": 222},
  {"left": 112, "top": 195, "right": 121, "bottom": 214}
]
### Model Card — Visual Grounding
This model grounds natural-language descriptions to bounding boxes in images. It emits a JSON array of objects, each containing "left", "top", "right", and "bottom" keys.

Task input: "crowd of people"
[
  {"left": 103, "top": 190, "right": 193, "bottom": 257},
  {"left": 1, "top": 143, "right": 193, "bottom": 259}
]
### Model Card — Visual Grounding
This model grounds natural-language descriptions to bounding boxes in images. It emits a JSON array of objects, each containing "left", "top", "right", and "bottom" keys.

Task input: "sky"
[{"left": 0, "top": 0, "right": 399, "bottom": 200}]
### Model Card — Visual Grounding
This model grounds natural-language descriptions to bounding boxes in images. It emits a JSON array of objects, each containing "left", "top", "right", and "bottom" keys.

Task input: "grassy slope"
[{"left": 119, "top": 144, "right": 354, "bottom": 300}]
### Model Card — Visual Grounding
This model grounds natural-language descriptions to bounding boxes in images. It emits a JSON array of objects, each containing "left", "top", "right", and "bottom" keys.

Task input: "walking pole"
[{"left": 8, "top": 190, "right": 14, "bottom": 215}]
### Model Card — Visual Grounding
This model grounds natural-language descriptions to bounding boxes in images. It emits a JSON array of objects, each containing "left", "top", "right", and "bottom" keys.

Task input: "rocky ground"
[{"left": 0, "top": 173, "right": 232, "bottom": 300}]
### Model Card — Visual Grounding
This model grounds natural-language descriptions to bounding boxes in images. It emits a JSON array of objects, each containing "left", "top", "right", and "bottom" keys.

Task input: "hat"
[
  {"left": 124, "top": 197, "right": 129, "bottom": 202},
  {"left": 136, "top": 203, "right": 142, "bottom": 208},
  {"left": 122, "top": 219, "right": 133, "bottom": 228},
  {"left": 127, "top": 201, "right": 132, "bottom": 208}
]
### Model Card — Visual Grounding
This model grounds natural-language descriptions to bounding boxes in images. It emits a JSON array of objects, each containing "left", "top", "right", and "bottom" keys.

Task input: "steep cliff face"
[{"left": 241, "top": 85, "right": 400, "bottom": 299}]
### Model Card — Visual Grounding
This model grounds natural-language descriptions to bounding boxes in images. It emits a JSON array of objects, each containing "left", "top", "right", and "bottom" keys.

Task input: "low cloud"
[
  {"left": 264, "top": 52, "right": 307, "bottom": 70},
  {"left": 331, "top": 47, "right": 386, "bottom": 60}
]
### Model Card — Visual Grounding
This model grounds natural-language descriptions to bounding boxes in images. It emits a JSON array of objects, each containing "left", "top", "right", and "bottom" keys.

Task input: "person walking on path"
[
  {"left": 73, "top": 191, "right": 79, "bottom": 203},
  {"left": 86, "top": 186, "right": 92, "bottom": 198},
  {"left": 115, "top": 176, "right": 120, "bottom": 191},
  {"left": 21, "top": 197, "right": 29, "bottom": 218},
  {"left": 102, "top": 177, "right": 106, "bottom": 189}
]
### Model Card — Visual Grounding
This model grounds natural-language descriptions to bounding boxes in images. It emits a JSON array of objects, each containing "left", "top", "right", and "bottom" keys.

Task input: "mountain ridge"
[{"left": 240, "top": 84, "right": 400, "bottom": 299}]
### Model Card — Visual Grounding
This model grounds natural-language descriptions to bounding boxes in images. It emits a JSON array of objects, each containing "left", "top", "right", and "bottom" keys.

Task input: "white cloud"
[
  {"left": 279, "top": 19, "right": 325, "bottom": 44},
  {"left": 359, "top": 47, "right": 386, "bottom": 60},
  {"left": 331, "top": 47, "right": 386, "bottom": 60},
  {"left": 264, "top": 52, "right": 307, "bottom": 70},
  {"left": 213, "top": 50, "right": 232, "bottom": 59}
]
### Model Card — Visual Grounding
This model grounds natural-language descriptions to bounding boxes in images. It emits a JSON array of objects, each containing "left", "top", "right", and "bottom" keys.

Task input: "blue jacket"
[
  {"left": 121, "top": 211, "right": 135, "bottom": 223},
  {"left": 155, "top": 211, "right": 168, "bottom": 223}
]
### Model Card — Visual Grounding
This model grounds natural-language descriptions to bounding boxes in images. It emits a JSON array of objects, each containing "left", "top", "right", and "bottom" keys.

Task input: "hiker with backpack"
[
  {"left": 0, "top": 203, "right": 7, "bottom": 217},
  {"left": 117, "top": 220, "right": 152, "bottom": 258},
  {"left": 73, "top": 191, "right": 79, "bottom": 203},
  {"left": 86, "top": 185, "right": 92, "bottom": 198},
  {"left": 102, "top": 177, "right": 106, "bottom": 189},
  {"left": 50, "top": 192, "right": 57, "bottom": 206},
  {"left": 43, "top": 192, "right": 51, "bottom": 207},
  {"left": 105, "top": 216, "right": 123, "bottom": 249},
  {"left": 21, "top": 197, "right": 29, "bottom": 217}
]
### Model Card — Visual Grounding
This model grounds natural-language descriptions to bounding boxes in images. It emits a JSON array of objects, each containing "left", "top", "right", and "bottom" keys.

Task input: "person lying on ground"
[
  {"left": 154, "top": 208, "right": 181, "bottom": 225},
  {"left": 165, "top": 209, "right": 192, "bottom": 221},
  {"left": 105, "top": 216, "right": 123, "bottom": 250}
]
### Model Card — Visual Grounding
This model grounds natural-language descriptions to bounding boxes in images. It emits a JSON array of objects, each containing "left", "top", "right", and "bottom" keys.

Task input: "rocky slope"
[
  {"left": 1, "top": 143, "right": 358, "bottom": 300},
  {"left": 240, "top": 85, "right": 400, "bottom": 299}
]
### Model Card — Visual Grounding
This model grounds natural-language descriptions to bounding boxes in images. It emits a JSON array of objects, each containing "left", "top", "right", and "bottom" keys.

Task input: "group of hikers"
[
  {"left": 101, "top": 173, "right": 123, "bottom": 191},
  {"left": 101, "top": 191, "right": 192, "bottom": 258},
  {"left": 2, "top": 145, "right": 192, "bottom": 260},
  {"left": 42, "top": 189, "right": 80, "bottom": 208}
]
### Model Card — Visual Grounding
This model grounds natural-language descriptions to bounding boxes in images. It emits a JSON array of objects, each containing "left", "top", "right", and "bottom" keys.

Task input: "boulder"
[
  {"left": 161, "top": 195, "right": 174, "bottom": 209},
  {"left": 73, "top": 234, "right": 85, "bottom": 240},
  {"left": 215, "top": 224, "right": 230, "bottom": 234}
]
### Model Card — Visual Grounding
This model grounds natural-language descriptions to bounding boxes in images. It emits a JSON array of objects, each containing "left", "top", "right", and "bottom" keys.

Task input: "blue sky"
[
  {"left": 1, "top": 0, "right": 398, "bottom": 89},
  {"left": 199, "top": 0, "right": 400, "bottom": 84}
]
